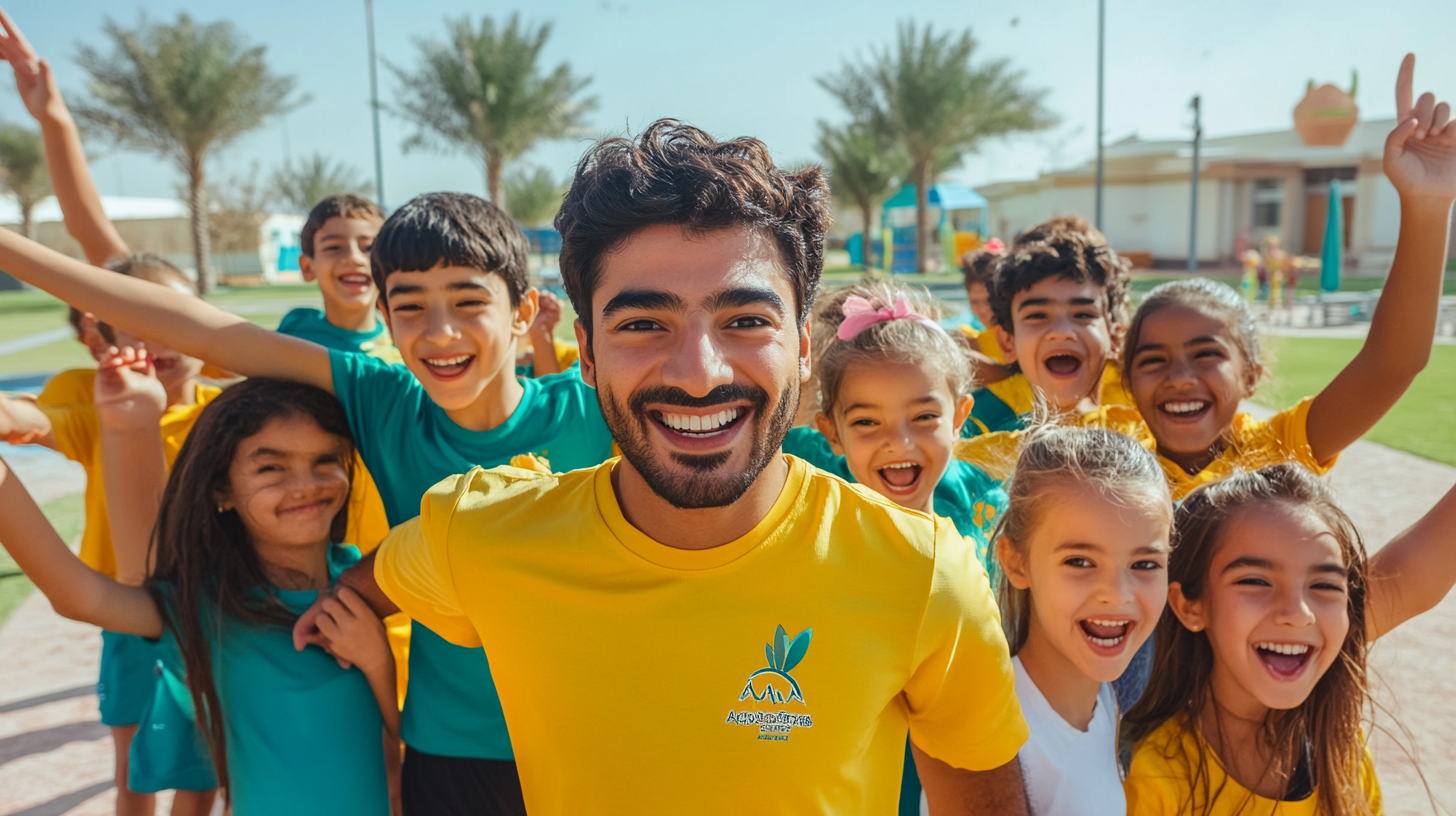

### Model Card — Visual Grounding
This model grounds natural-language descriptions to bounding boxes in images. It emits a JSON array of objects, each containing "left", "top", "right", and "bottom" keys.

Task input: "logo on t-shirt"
[{"left": 724, "top": 625, "right": 814, "bottom": 742}]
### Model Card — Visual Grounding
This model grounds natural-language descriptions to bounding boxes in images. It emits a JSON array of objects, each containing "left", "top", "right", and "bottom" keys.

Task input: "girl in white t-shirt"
[{"left": 983, "top": 426, "right": 1172, "bottom": 815}]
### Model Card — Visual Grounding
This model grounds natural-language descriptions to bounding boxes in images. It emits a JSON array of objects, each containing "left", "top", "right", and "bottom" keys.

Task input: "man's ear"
[
  {"left": 512, "top": 288, "right": 540, "bottom": 337},
  {"left": 997, "top": 536, "right": 1030, "bottom": 590},
  {"left": 996, "top": 324, "right": 1017, "bottom": 364},
  {"left": 1167, "top": 582, "right": 1207, "bottom": 633},
  {"left": 299, "top": 253, "right": 317, "bottom": 283},
  {"left": 953, "top": 394, "right": 974, "bottom": 430},
  {"left": 814, "top": 413, "right": 845, "bottom": 455},
  {"left": 575, "top": 319, "right": 595, "bottom": 388}
]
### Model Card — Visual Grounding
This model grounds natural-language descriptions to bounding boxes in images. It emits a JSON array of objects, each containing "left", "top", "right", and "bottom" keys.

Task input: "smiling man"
[{"left": 334, "top": 121, "right": 1030, "bottom": 815}]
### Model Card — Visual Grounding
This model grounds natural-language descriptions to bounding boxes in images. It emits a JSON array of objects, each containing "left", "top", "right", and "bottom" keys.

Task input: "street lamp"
[
  {"left": 365, "top": 0, "right": 385, "bottom": 210},
  {"left": 1094, "top": 0, "right": 1105, "bottom": 231},
  {"left": 1188, "top": 94, "right": 1202, "bottom": 273}
]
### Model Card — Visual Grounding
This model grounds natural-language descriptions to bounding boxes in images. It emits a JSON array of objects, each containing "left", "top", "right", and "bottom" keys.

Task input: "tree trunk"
[
  {"left": 486, "top": 148, "right": 503, "bottom": 205},
  {"left": 859, "top": 200, "right": 875, "bottom": 271},
  {"left": 188, "top": 154, "right": 213, "bottom": 295},
  {"left": 20, "top": 201, "right": 36, "bottom": 242},
  {"left": 913, "top": 160, "right": 932, "bottom": 274}
]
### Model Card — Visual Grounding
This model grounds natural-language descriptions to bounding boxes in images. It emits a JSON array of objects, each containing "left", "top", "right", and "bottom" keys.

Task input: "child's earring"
[{"left": 216, "top": 503, "right": 227, "bottom": 514}]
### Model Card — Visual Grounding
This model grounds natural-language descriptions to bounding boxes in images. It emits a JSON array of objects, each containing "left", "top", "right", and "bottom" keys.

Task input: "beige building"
[
  {"left": 0, "top": 196, "right": 304, "bottom": 288},
  {"left": 978, "top": 119, "right": 1456, "bottom": 272}
]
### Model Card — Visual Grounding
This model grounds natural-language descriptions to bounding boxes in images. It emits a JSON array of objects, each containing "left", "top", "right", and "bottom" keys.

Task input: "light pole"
[
  {"left": 1094, "top": 0, "right": 1105, "bottom": 231},
  {"left": 365, "top": 0, "right": 385, "bottom": 210},
  {"left": 1188, "top": 94, "right": 1202, "bottom": 273}
]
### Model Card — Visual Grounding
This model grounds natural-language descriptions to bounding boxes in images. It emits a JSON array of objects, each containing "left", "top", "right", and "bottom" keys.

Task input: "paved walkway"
[{"left": 2, "top": 436, "right": 1455, "bottom": 814}]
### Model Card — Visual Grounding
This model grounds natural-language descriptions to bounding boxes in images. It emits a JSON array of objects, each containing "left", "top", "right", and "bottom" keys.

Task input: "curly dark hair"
[
  {"left": 989, "top": 217, "right": 1131, "bottom": 336},
  {"left": 555, "top": 119, "right": 831, "bottom": 343}
]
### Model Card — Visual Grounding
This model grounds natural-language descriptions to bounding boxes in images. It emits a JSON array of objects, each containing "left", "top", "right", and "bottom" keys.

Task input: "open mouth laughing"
[
  {"left": 1079, "top": 618, "right": 1134, "bottom": 655},
  {"left": 1255, "top": 641, "right": 1313, "bottom": 681},
  {"left": 875, "top": 461, "right": 924, "bottom": 495},
  {"left": 420, "top": 353, "right": 475, "bottom": 381},
  {"left": 337, "top": 272, "right": 374, "bottom": 294}
]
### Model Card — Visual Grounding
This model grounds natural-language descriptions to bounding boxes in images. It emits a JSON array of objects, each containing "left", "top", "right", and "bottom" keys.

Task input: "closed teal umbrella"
[{"left": 1320, "top": 179, "right": 1343, "bottom": 292}]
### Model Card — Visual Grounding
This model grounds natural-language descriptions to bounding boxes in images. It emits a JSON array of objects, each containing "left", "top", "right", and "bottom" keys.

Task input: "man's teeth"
[
  {"left": 424, "top": 354, "right": 472, "bottom": 367},
  {"left": 1256, "top": 642, "right": 1310, "bottom": 655},
  {"left": 661, "top": 408, "right": 740, "bottom": 433},
  {"left": 1163, "top": 400, "right": 1208, "bottom": 414}
]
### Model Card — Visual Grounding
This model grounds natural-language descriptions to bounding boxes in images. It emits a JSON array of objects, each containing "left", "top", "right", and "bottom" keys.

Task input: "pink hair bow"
[
  {"left": 837, "top": 293, "right": 947, "bottom": 341},
  {"left": 983, "top": 237, "right": 1006, "bottom": 254}
]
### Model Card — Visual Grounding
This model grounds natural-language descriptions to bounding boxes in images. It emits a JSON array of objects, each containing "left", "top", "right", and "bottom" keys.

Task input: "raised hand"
[
  {"left": 1385, "top": 54, "right": 1456, "bottom": 202},
  {"left": 532, "top": 290, "right": 563, "bottom": 337},
  {"left": 0, "top": 9, "right": 64, "bottom": 122},
  {"left": 94, "top": 345, "right": 167, "bottom": 431}
]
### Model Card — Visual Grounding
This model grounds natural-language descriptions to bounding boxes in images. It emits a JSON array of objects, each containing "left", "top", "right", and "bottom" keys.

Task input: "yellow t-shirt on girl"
[{"left": 1125, "top": 716, "right": 1383, "bottom": 815}]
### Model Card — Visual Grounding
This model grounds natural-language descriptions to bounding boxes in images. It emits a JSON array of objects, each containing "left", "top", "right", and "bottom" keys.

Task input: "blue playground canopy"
[{"left": 880, "top": 182, "right": 988, "bottom": 213}]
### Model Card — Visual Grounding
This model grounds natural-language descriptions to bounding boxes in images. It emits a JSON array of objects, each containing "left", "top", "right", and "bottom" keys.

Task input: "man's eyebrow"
[
  {"left": 602, "top": 289, "right": 685, "bottom": 319},
  {"left": 705, "top": 287, "right": 785, "bottom": 315}
]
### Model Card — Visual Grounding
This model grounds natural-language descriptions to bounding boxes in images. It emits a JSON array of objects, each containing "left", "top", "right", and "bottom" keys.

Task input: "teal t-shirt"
[
  {"left": 276, "top": 307, "right": 394, "bottom": 357},
  {"left": 329, "top": 349, "right": 615, "bottom": 759},
  {"left": 960, "top": 386, "right": 1024, "bottom": 438},
  {"left": 134, "top": 544, "right": 389, "bottom": 816},
  {"left": 780, "top": 426, "right": 1007, "bottom": 564}
]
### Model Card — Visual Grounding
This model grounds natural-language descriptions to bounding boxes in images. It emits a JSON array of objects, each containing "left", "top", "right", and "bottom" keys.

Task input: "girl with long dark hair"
[{"left": 0, "top": 357, "right": 397, "bottom": 815}]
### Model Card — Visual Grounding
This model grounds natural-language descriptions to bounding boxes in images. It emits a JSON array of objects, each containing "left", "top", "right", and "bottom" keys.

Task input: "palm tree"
[
  {"left": 270, "top": 153, "right": 374, "bottom": 214},
  {"left": 503, "top": 165, "right": 564, "bottom": 227},
  {"left": 816, "top": 121, "right": 907, "bottom": 270},
  {"left": 73, "top": 14, "right": 304, "bottom": 293},
  {"left": 388, "top": 14, "right": 595, "bottom": 204},
  {"left": 820, "top": 21, "right": 1055, "bottom": 272},
  {"left": 0, "top": 123, "right": 50, "bottom": 240}
]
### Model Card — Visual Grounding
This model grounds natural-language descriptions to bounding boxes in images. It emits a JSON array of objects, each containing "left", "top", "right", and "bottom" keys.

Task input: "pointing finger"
[{"left": 1395, "top": 53, "right": 1415, "bottom": 122}]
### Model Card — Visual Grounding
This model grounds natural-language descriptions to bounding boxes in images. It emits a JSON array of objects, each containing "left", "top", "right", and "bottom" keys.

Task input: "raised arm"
[
  {"left": 0, "top": 456, "right": 163, "bottom": 637},
  {"left": 0, "top": 10, "right": 128, "bottom": 265},
  {"left": 1307, "top": 54, "right": 1456, "bottom": 463},
  {"left": 95, "top": 345, "right": 168, "bottom": 586},
  {"left": 1366, "top": 478, "right": 1456, "bottom": 641},
  {"left": 0, "top": 229, "right": 333, "bottom": 390}
]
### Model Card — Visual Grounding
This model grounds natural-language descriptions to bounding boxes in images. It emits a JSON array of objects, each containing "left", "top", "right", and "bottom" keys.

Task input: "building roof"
[{"left": 0, "top": 195, "right": 190, "bottom": 226}]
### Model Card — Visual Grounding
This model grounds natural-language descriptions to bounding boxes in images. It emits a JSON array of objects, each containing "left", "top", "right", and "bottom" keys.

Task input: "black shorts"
[{"left": 402, "top": 747, "right": 527, "bottom": 816}]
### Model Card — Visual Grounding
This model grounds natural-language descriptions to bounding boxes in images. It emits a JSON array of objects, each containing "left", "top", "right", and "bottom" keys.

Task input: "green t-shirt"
[
  {"left": 960, "top": 386, "right": 1024, "bottom": 438},
  {"left": 329, "top": 349, "right": 615, "bottom": 758},
  {"left": 276, "top": 307, "right": 401, "bottom": 363},
  {"left": 132, "top": 545, "right": 390, "bottom": 815},
  {"left": 780, "top": 426, "right": 1007, "bottom": 564}
]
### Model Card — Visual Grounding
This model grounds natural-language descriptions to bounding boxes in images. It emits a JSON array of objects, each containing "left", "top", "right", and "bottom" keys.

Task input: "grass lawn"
[
  {"left": 0, "top": 492, "right": 84, "bottom": 629},
  {"left": 1257, "top": 336, "right": 1456, "bottom": 466}
]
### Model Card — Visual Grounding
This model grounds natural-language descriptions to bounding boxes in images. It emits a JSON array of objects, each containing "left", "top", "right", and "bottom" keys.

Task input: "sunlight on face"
[
  {"left": 1007, "top": 278, "right": 1115, "bottom": 412},
  {"left": 1179, "top": 502, "right": 1350, "bottom": 719},
  {"left": 303, "top": 216, "right": 381, "bottom": 310},
  {"left": 1127, "top": 303, "right": 1256, "bottom": 472},
  {"left": 580, "top": 224, "right": 808, "bottom": 509},
  {"left": 220, "top": 414, "right": 352, "bottom": 553},
  {"left": 1003, "top": 481, "right": 1171, "bottom": 683},
  {"left": 382, "top": 265, "right": 537, "bottom": 423},
  {"left": 817, "top": 360, "right": 970, "bottom": 515}
]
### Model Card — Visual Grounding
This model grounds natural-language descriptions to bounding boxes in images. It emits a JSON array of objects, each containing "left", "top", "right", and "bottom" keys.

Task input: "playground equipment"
[{"left": 846, "top": 183, "right": 988, "bottom": 273}]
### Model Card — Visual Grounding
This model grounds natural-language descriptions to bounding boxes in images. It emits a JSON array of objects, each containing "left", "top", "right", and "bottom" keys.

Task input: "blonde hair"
[
  {"left": 993, "top": 426, "right": 1171, "bottom": 654},
  {"left": 812, "top": 280, "right": 973, "bottom": 417}
]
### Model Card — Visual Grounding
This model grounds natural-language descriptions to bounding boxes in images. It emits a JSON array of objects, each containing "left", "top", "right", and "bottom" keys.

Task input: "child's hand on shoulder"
[
  {"left": 94, "top": 345, "right": 166, "bottom": 430},
  {"left": 0, "top": 10, "right": 65, "bottom": 123},
  {"left": 1385, "top": 54, "right": 1456, "bottom": 203},
  {"left": 314, "top": 586, "right": 392, "bottom": 675}
]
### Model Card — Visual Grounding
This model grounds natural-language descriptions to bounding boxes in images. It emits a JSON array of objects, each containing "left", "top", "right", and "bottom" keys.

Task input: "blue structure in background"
[{"left": 848, "top": 183, "right": 989, "bottom": 273}]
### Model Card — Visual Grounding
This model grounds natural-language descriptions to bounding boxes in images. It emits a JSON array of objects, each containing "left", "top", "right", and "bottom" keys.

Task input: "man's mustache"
[{"left": 628, "top": 384, "right": 768, "bottom": 413}]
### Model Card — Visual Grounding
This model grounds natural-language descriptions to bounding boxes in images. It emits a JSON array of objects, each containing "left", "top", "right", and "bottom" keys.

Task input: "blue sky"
[{"left": 7, "top": 0, "right": 1455, "bottom": 210}]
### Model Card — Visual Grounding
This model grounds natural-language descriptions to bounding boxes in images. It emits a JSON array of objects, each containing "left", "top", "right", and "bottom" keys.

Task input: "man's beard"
[{"left": 599, "top": 381, "right": 798, "bottom": 509}]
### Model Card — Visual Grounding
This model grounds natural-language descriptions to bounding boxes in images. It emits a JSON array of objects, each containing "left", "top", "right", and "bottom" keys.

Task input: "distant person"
[{"left": 956, "top": 238, "right": 1011, "bottom": 382}]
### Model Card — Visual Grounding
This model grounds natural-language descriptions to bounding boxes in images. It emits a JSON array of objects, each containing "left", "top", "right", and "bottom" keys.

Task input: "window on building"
[{"left": 1252, "top": 179, "right": 1283, "bottom": 229}]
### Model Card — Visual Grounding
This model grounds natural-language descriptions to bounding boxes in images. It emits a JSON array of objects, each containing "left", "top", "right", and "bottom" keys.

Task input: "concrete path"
[{"left": 1, "top": 435, "right": 1455, "bottom": 813}]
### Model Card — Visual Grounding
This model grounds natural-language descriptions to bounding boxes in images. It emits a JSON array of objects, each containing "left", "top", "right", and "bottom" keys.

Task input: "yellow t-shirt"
[
  {"left": 1092, "top": 396, "right": 1335, "bottom": 501},
  {"left": 42, "top": 380, "right": 223, "bottom": 578},
  {"left": 375, "top": 455, "right": 1026, "bottom": 815},
  {"left": 959, "top": 323, "right": 1008, "bottom": 364},
  {"left": 36, "top": 367, "right": 95, "bottom": 407},
  {"left": 1125, "top": 716, "right": 1383, "bottom": 815}
]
